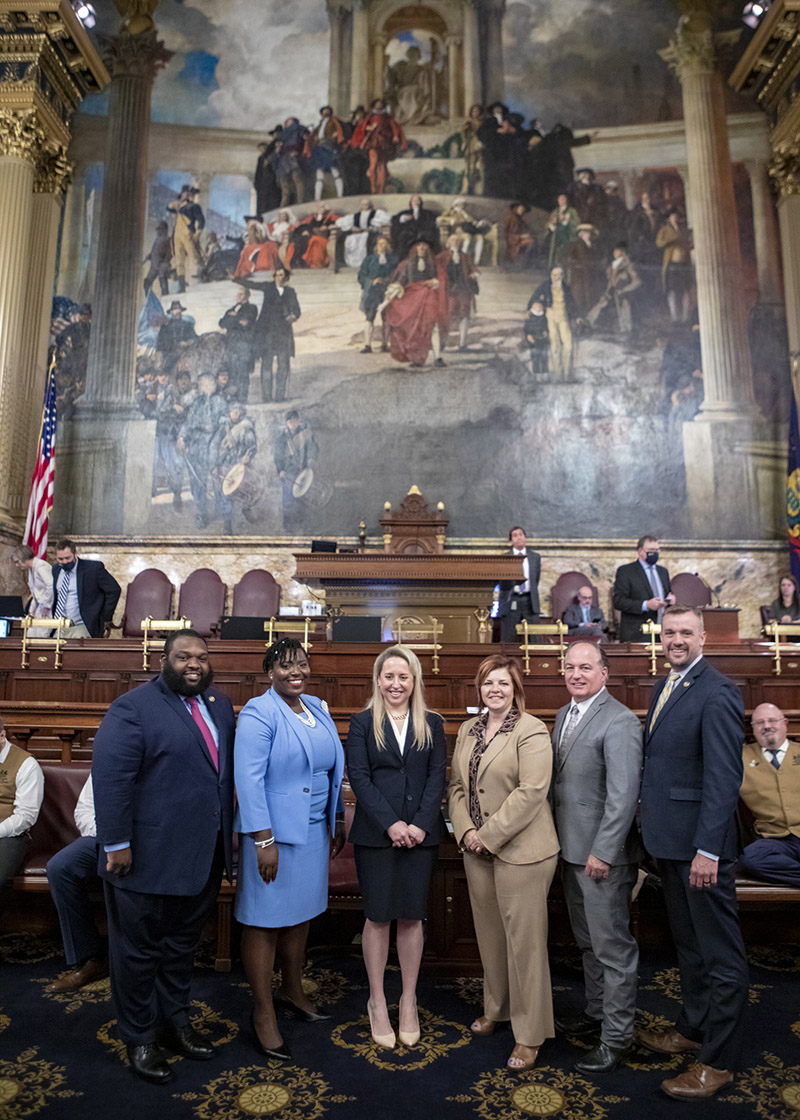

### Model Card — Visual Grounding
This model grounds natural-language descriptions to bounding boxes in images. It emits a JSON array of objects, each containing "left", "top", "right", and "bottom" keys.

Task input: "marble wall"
[{"left": 15, "top": 535, "right": 781, "bottom": 641}]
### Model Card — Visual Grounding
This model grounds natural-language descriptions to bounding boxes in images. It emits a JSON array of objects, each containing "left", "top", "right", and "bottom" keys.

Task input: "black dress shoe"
[
  {"left": 250, "top": 1011, "right": 292, "bottom": 1061},
  {"left": 555, "top": 1010, "right": 603, "bottom": 1038},
  {"left": 575, "top": 1041, "right": 632, "bottom": 1073},
  {"left": 126, "top": 1043, "right": 173, "bottom": 1084},
  {"left": 159, "top": 1024, "right": 214, "bottom": 1060},
  {"left": 274, "top": 990, "right": 331, "bottom": 1022}
]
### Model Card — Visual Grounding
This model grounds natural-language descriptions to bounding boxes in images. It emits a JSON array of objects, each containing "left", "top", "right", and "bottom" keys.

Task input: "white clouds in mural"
[{"left": 150, "top": 0, "right": 330, "bottom": 127}]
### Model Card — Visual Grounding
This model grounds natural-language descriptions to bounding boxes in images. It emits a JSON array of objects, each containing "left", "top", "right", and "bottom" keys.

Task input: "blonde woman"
[
  {"left": 11, "top": 544, "right": 54, "bottom": 637},
  {"left": 449, "top": 653, "right": 559, "bottom": 1072},
  {"left": 346, "top": 645, "right": 447, "bottom": 1050}
]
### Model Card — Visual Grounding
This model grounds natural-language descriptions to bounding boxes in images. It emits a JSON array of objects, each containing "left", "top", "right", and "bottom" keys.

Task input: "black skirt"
[{"left": 354, "top": 843, "right": 438, "bottom": 922}]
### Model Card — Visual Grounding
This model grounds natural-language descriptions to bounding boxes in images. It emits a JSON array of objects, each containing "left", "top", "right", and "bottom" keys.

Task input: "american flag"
[{"left": 23, "top": 356, "right": 58, "bottom": 559}]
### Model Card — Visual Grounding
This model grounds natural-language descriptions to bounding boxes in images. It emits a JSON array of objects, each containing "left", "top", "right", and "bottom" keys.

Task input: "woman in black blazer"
[{"left": 346, "top": 645, "right": 447, "bottom": 1051}]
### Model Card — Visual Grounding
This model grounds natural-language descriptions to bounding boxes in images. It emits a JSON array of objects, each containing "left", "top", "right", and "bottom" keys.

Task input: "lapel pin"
[
  {"left": 682, "top": 681, "right": 690, "bottom": 687},
  {"left": 208, "top": 695, "right": 215, "bottom": 702}
]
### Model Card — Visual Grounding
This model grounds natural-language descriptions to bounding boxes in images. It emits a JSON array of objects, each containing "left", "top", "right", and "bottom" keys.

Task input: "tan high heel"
[
  {"left": 398, "top": 995, "right": 420, "bottom": 1047},
  {"left": 470, "top": 1015, "right": 497, "bottom": 1035},
  {"left": 507, "top": 1043, "right": 539, "bottom": 1071},
  {"left": 367, "top": 1002, "right": 396, "bottom": 1049}
]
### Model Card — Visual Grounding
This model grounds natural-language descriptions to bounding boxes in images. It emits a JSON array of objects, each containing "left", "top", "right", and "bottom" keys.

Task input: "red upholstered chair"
[
  {"left": 121, "top": 568, "right": 174, "bottom": 637},
  {"left": 550, "top": 571, "right": 598, "bottom": 623},
  {"left": 670, "top": 572, "right": 712, "bottom": 609},
  {"left": 231, "top": 570, "right": 281, "bottom": 618},
  {"left": 177, "top": 569, "right": 227, "bottom": 637}
]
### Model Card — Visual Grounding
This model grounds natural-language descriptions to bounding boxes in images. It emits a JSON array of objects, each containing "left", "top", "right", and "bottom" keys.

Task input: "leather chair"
[
  {"left": 760, "top": 605, "right": 773, "bottom": 628},
  {"left": 177, "top": 569, "right": 227, "bottom": 637},
  {"left": 550, "top": 571, "right": 598, "bottom": 624},
  {"left": 670, "top": 571, "right": 712, "bottom": 608},
  {"left": 120, "top": 569, "right": 173, "bottom": 637},
  {"left": 231, "top": 570, "right": 281, "bottom": 618}
]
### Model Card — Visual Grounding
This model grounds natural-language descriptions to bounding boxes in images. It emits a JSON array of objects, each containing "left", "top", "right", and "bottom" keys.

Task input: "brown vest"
[
  {"left": 0, "top": 741, "right": 31, "bottom": 825},
  {"left": 740, "top": 740, "right": 800, "bottom": 839}
]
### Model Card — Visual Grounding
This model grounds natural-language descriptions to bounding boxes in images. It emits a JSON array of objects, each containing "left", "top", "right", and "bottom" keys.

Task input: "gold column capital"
[
  {"left": 112, "top": 0, "right": 159, "bottom": 36},
  {"left": 769, "top": 143, "right": 800, "bottom": 198},
  {"left": 0, "top": 106, "right": 46, "bottom": 160},
  {"left": 659, "top": 19, "right": 741, "bottom": 81},
  {"left": 34, "top": 140, "right": 71, "bottom": 192}
]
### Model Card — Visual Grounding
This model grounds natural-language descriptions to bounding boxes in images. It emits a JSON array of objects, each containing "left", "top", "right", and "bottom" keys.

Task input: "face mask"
[
  {"left": 59, "top": 559, "right": 76, "bottom": 571},
  {"left": 645, "top": 551, "right": 659, "bottom": 566}
]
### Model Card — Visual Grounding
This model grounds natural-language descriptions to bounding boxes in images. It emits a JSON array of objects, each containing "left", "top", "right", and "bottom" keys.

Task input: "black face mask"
[
  {"left": 645, "top": 550, "right": 659, "bottom": 566},
  {"left": 58, "top": 559, "right": 76, "bottom": 571}
]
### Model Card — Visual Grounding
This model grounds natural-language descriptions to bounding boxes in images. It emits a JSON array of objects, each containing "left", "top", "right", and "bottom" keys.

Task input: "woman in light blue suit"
[{"left": 235, "top": 637, "right": 346, "bottom": 1061}]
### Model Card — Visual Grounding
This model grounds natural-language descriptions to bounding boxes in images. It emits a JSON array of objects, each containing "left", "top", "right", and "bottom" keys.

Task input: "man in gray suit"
[
  {"left": 563, "top": 584, "right": 607, "bottom": 639},
  {"left": 551, "top": 642, "right": 643, "bottom": 1073}
]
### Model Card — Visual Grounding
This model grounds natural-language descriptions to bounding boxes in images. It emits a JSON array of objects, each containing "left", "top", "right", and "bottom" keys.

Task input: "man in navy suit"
[
  {"left": 637, "top": 606, "right": 748, "bottom": 1100},
  {"left": 498, "top": 526, "right": 541, "bottom": 642},
  {"left": 92, "top": 630, "right": 235, "bottom": 1085},
  {"left": 51, "top": 539, "right": 121, "bottom": 638},
  {"left": 613, "top": 534, "right": 674, "bottom": 641}
]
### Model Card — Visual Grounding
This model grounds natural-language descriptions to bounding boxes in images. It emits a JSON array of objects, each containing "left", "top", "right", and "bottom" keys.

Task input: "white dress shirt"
[
  {"left": 512, "top": 548, "right": 530, "bottom": 595},
  {"left": 560, "top": 686, "right": 607, "bottom": 745},
  {"left": 390, "top": 716, "right": 409, "bottom": 756},
  {"left": 74, "top": 775, "right": 96, "bottom": 838},
  {"left": 0, "top": 738, "right": 44, "bottom": 838}
]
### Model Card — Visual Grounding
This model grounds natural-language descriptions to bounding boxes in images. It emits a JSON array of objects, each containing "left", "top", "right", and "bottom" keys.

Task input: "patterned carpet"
[{"left": 1, "top": 932, "right": 799, "bottom": 1119}]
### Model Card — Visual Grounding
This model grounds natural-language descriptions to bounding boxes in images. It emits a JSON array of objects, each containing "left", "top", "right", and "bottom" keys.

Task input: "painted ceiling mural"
[{"left": 51, "top": 0, "right": 785, "bottom": 542}]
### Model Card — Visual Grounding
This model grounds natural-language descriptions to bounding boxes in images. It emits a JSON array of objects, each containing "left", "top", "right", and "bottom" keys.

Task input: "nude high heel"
[
  {"left": 398, "top": 995, "right": 420, "bottom": 1047},
  {"left": 367, "top": 1002, "right": 396, "bottom": 1049}
]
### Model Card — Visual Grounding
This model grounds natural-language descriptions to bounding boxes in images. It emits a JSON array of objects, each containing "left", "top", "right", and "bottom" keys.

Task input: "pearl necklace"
[{"left": 295, "top": 698, "right": 316, "bottom": 727}]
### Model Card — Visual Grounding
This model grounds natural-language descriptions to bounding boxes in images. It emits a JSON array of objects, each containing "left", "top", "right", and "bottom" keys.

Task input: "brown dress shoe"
[
  {"left": 661, "top": 1062, "right": 733, "bottom": 1099},
  {"left": 45, "top": 958, "right": 109, "bottom": 994},
  {"left": 635, "top": 1026, "right": 701, "bottom": 1055}
]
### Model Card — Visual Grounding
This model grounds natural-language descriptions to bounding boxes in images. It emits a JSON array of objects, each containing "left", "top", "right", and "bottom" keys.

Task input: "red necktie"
[{"left": 187, "top": 696, "right": 219, "bottom": 770}]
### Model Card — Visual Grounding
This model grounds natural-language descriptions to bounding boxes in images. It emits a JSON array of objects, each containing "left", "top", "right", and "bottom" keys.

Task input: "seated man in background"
[
  {"left": 737, "top": 703, "right": 800, "bottom": 888},
  {"left": 563, "top": 585, "right": 607, "bottom": 640},
  {"left": 45, "top": 775, "right": 107, "bottom": 993},
  {"left": 0, "top": 717, "right": 43, "bottom": 911}
]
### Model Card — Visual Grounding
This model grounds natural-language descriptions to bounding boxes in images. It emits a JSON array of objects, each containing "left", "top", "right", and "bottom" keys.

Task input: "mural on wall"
[{"left": 51, "top": 0, "right": 787, "bottom": 542}]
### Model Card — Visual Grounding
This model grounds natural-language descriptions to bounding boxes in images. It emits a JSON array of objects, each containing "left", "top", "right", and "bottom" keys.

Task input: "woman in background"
[
  {"left": 235, "top": 637, "right": 346, "bottom": 1060},
  {"left": 767, "top": 575, "right": 800, "bottom": 624},
  {"left": 448, "top": 653, "right": 559, "bottom": 1072},
  {"left": 11, "top": 544, "right": 54, "bottom": 637},
  {"left": 346, "top": 645, "right": 447, "bottom": 1049}
]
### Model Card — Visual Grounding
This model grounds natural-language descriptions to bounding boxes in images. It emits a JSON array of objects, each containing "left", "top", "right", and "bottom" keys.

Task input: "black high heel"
[
  {"left": 274, "top": 990, "right": 331, "bottom": 1022},
  {"left": 250, "top": 1011, "right": 292, "bottom": 1061}
]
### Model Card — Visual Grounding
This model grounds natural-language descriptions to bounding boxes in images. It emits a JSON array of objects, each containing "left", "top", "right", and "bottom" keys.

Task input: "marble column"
[
  {"left": 84, "top": 31, "right": 172, "bottom": 404},
  {"left": 350, "top": 1, "right": 370, "bottom": 115},
  {"left": 446, "top": 36, "right": 462, "bottom": 122},
  {"left": 660, "top": 23, "right": 755, "bottom": 417},
  {"left": 0, "top": 112, "right": 37, "bottom": 525},
  {"left": 746, "top": 157, "right": 783, "bottom": 306},
  {"left": 18, "top": 155, "right": 72, "bottom": 495},
  {"left": 57, "top": 164, "right": 87, "bottom": 297},
  {"left": 462, "top": 4, "right": 481, "bottom": 111},
  {"left": 484, "top": 0, "right": 506, "bottom": 106},
  {"left": 770, "top": 148, "right": 800, "bottom": 370}
]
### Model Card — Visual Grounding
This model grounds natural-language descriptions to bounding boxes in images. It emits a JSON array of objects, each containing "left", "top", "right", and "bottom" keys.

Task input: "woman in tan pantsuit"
[{"left": 448, "top": 653, "right": 559, "bottom": 1072}]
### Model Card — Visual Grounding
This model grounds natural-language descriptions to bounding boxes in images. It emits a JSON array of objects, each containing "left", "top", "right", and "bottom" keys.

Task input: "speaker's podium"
[{"left": 294, "top": 486, "right": 523, "bottom": 643}]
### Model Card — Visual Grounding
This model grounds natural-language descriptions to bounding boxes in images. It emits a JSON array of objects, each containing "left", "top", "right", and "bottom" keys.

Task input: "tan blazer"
[{"left": 448, "top": 711, "right": 559, "bottom": 865}]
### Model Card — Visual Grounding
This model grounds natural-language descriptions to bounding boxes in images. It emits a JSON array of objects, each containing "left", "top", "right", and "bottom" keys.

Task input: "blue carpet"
[{"left": 1, "top": 933, "right": 799, "bottom": 1119}]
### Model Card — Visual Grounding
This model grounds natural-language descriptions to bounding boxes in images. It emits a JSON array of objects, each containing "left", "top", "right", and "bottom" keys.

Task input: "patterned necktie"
[
  {"left": 55, "top": 569, "right": 71, "bottom": 619},
  {"left": 187, "top": 696, "right": 219, "bottom": 770},
  {"left": 558, "top": 705, "right": 581, "bottom": 762},
  {"left": 649, "top": 671, "right": 681, "bottom": 732},
  {"left": 766, "top": 749, "right": 781, "bottom": 771}
]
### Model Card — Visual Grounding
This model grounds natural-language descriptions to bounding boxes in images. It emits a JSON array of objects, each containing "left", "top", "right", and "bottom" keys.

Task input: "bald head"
[
  {"left": 751, "top": 703, "right": 787, "bottom": 750},
  {"left": 577, "top": 585, "right": 593, "bottom": 606}
]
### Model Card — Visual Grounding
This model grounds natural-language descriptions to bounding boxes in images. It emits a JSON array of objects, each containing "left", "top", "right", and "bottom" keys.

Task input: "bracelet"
[{"left": 253, "top": 837, "right": 275, "bottom": 849}]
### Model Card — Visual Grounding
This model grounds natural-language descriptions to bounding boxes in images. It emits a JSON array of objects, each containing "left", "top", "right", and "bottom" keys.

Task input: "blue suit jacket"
[
  {"left": 346, "top": 710, "right": 448, "bottom": 847},
  {"left": 234, "top": 690, "right": 344, "bottom": 844},
  {"left": 92, "top": 676, "right": 235, "bottom": 894},
  {"left": 640, "top": 657, "right": 744, "bottom": 861},
  {"left": 52, "top": 558, "right": 121, "bottom": 637}
]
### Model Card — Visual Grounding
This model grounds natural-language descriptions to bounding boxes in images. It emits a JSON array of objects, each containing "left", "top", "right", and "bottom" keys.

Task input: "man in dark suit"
[
  {"left": 240, "top": 266, "right": 301, "bottom": 403},
  {"left": 563, "top": 584, "right": 607, "bottom": 639},
  {"left": 551, "top": 642, "right": 642, "bottom": 1073},
  {"left": 613, "top": 534, "right": 674, "bottom": 641},
  {"left": 637, "top": 606, "right": 748, "bottom": 1100},
  {"left": 92, "top": 629, "right": 235, "bottom": 1084},
  {"left": 498, "top": 526, "right": 541, "bottom": 642},
  {"left": 52, "top": 538, "right": 121, "bottom": 638}
]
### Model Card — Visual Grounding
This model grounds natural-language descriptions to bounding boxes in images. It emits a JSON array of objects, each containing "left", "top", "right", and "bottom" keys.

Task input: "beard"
[{"left": 162, "top": 662, "right": 214, "bottom": 697}]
